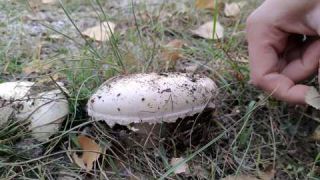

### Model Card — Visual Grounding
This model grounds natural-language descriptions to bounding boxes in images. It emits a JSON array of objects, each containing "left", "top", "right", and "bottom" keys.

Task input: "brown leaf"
[
  {"left": 259, "top": 168, "right": 276, "bottom": 180},
  {"left": 23, "top": 61, "right": 52, "bottom": 74},
  {"left": 161, "top": 39, "right": 185, "bottom": 62},
  {"left": 82, "top": 22, "right": 116, "bottom": 42},
  {"left": 37, "top": 73, "right": 63, "bottom": 84},
  {"left": 72, "top": 135, "right": 102, "bottom": 171},
  {"left": 195, "top": 0, "right": 215, "bottom": 10},
  {"left": 191, "top": 21, "right": 224, "bottom": 40}
]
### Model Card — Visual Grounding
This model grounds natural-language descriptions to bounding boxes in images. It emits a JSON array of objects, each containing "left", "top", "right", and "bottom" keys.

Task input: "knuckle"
[{"left": 245, "top": 13, "right": 260, "bottom": 38}]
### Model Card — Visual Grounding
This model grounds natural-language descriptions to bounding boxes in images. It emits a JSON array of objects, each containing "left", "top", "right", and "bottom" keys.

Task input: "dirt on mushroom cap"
[{"left": 87, "top": 73, "right": 218, "bottom": 126}]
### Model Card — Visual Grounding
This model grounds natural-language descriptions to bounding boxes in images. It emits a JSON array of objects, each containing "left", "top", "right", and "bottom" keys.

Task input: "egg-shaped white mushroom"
[
  {"left": 0, "top": 81, "right": 69, "bottom": 141},
  {"left": 0, "top": 81, "right": 34, "bottom": 125},
  {"left": 87, "top": 73, "right": 218, "bottom": 127},
  {"left": 0, "top": 81, "right": 34, "bottom": 99}
]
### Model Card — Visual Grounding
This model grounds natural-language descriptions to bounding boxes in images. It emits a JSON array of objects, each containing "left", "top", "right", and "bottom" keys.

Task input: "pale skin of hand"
[{"left": 246, "top": 0, "right": 320, "bottom": 104}]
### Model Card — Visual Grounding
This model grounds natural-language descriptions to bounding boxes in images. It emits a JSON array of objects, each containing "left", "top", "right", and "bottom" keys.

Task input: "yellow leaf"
[
  {"left": 72, "top": 135, "right": 102, "bottom": 171},
  {"left": 161, "top": 39, "right": 185, "bottom": 62},
  {"left": 82, "top": 22, "right": 116, "bottom": 42},
  {"left": 195, "top": 0, "right": 215, "bottom": 10},
  {"left": 191, "top": 21, "right": 224, "bottom": 40}
]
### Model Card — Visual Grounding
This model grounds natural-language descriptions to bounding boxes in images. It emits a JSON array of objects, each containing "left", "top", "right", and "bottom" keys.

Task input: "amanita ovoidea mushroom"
[
  {"left": 87, "top": 73, "right": 218, "bottom": 127},
  {"left": 0, "top": 81, "right": 69, "bottom": 141}
]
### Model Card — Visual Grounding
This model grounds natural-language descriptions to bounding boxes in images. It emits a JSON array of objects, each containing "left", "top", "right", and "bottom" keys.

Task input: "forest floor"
[{"left": 1, "top": 0, "right": 320, "bottom": 179}]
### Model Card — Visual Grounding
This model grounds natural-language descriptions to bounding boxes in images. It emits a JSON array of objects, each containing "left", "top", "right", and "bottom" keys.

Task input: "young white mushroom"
[
  {"left": 0, "top": 81, "right": 69, "bottom": 141},
  {"left": 87, "top": 73, "right": 218, "bottom": 127},
  {"left": 0, "top": 81, "right": 34, "bottom": 124}
]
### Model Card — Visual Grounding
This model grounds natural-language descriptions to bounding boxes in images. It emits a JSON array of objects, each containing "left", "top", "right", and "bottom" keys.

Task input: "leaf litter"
[
  {"left": 170, "top": 157, "right": 190, "bottom": 175},
  {"left": 224, "top": 2, "right": 246, "bottom": 17},
  {"left": 191, "top": 21, "right": 224, "bottom": 40},
  {"left": 305, "top": 87, "right": 320, "bottom": 110},
  {"left": 82, "top": 21, "right": 116, "bottom": 42},
  {"left": 0, "top": 0, "right": 315, "bottom": 179},
  {"left": 161, "top": 39, "right": 186, "bottom": 62},
  {"left": 72, "top": 135, "right": 102, "bottom": 171},
  {"left": 195, "top": 0, "right": 216, "bottom": 10}
]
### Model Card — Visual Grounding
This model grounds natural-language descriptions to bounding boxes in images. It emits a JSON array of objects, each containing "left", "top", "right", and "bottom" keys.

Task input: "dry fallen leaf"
[
  {"left": 161, "top": 39, "right": 185, "bottom": 62},
  {"left": 195, "top": 0, "right": 215, "bottom": 10},
  {"left": 72, "top": 135, "right": 102, "bottom": 171},
  {"left": 305, "top": 87, "right": 320, "bottom": 109},
  {"left": 82, "top": 22, "right": 116, "bottom": 42},
  {"left": 222, "top": 169, "right": 276, "bottom": 180},
  {"left": 23, "top": 61, "right": 52, "bottom": 74},
  {"left": 170, "top": 157, "right": 190, "bottom": 175},
  {"left": 310, "top": 125, "right": 320, "bottom": 140},
  {"left": 224, "top": 2, "right": 246, "bottom": 17},
  {"left": 259, "top": 168, "right": 276, "bottom": 180},
  {"left": 37, "top": 73, "right": 63, "bottom": 84},
  {"left": 191, "top": 21, "right": 224, "bottom": 40},
  {"left": 41, "top": 0, "right": 57, "bottom": 4}
]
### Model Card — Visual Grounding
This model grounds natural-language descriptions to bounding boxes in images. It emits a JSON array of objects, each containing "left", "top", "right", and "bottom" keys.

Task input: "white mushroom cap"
[
  {"left": 0, "top": 82, "right": 34, "bottom": 124},
  {"left": 0, "top": 81, "right": 69, "bottom": 141},
  {"left": 0, "top": 81, "right": 34, "bottom": 100},
  {"left": 87, "top": 73, "right": 217, "bottom": 127}
]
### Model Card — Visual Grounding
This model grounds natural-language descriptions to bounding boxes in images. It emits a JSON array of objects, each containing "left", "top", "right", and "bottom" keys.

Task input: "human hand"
[{"left": 246, "top": 0, "right": 320, "bottom": 105}]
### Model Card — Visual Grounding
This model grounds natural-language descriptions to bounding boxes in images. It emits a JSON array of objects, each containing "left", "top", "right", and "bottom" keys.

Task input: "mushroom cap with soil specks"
[{"left": 87, "top": 73, "right": 218, "bottom": 127}]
